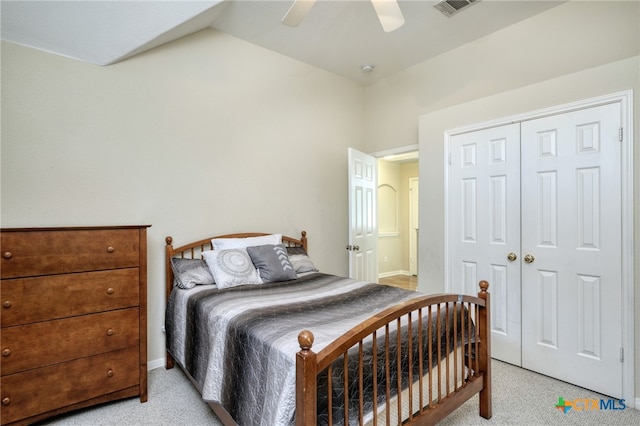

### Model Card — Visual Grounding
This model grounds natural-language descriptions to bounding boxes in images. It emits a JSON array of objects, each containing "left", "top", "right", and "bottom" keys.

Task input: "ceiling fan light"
[{"left": 371, "top": 0, "right": 405, "bottom": 32}]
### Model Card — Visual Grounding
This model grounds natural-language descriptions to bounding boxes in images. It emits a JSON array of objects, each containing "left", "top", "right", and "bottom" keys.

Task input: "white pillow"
[
  {"left": 202, "top": 248, "right": 263, "bottom": 289},
  {"left": 211, "top": 233, "right": 282, "bottom": 250}
]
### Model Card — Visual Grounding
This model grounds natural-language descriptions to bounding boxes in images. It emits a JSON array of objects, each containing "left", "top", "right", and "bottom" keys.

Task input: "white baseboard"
[
  {"left": 378, "top": 270, "right": 412, "bottom": 279},
  {"left": 148, "top": 357, "right": 165, "bottom": 371},
  {"left": 635, "top": 397, "right": 640, "bottom": 410}
]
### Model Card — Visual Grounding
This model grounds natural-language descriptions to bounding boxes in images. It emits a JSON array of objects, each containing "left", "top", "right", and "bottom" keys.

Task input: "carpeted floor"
[{"left": 36, "top": 359, "right": 639, "bottom": 425}]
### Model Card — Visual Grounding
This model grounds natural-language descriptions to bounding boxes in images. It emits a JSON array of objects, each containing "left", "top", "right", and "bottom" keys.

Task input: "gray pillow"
[
  {"left": 171, "top": 257, "right": 216, "bottom": 289},
  {"left": 247, "top": 244, "right": 298, "bottom": 283},
  {"left": 202, "top": 248, "right": 263, "bottom": 289},
  {"left": 286, "top": 246, "right": 319, "bottom": 274}
]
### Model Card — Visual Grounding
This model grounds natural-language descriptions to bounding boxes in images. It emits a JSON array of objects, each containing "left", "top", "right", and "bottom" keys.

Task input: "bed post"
[
  {"left": 296, "top": 330, "right": 317, "bottom": 426},
  {"left": 477, "top": 280, "right": 492, "bottom": 419},
  {"left": 165, "top": 236, "right": 175, "bottom": 370},
  {"left": 300, "top": 230, "right": 308, "bottom": 253}
]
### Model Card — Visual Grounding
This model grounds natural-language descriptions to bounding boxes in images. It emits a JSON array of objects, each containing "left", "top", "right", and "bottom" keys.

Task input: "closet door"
[
  {"left": 520, "top": 103, "right": 622, "bottom": 398},
  {"left": 448, "top": 123, "right": 522, "bottom": 365}
]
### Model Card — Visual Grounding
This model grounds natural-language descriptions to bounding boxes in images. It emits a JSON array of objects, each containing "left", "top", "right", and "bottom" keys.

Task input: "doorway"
[{"left": 376, "top": 149, "right": 419, "bottom": 288}]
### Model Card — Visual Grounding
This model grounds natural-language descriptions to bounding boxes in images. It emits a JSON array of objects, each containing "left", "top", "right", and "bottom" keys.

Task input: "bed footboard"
[{"left": 296, "top": 281, "right": 491, "bottom": 425}]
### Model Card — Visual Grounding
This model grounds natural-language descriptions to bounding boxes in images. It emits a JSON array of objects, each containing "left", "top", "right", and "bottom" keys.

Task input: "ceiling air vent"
[{"left": 434, "top": 0, "right": 479, "bottom": 17}]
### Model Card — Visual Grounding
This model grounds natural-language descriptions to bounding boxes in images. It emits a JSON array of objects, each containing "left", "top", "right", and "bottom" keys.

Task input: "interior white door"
[
  {"left": 409, "top": 177, "right": 419, "bottom": 276},
  {"left": 520, "top": 103, "right": 622, "bottom": 398},
  {"left": 448, "top": 124, "right": 522, "bottom": 365},
  {"left": 446, "top": 97, "right": 628, "bottom": 399},
  {"left": 348, "top": 148, "right": 378, "bottom": 281}
]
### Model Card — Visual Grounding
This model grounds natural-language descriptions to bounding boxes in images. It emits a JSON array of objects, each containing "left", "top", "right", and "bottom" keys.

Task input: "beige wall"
[
  {"left": 377, "top": 159, "right": 402, "bottom": 275},
  {"left": 400, "top": 162, "right": 419, "bottom": 273},
  {"left": 363, "top": 0, "right": 640, "bottom": 404},
  {"left": 0, "top": 29, "right": 365, "bottom": 367},
  {"left": 377, "top": 160, "right": 418, "bottom": 276}
]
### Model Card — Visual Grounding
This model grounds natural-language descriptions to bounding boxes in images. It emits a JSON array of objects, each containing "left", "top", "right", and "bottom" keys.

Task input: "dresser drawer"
[
  {"left": 1, "top": 228, "right": 140, "bottom": 279},
  {"left": 1, "top": 308, "right": 139, "bottom": 376},
  {"left": 0, "top": 346, "right": 139, "bottom": 424},
  {"left": 1, "top": 268, "right": 139, "bottom": 327}
]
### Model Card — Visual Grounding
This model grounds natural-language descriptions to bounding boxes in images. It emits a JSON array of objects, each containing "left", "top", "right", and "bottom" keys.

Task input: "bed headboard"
[{"left": 164, "top": 231, "right": 307, "bottom": 301}]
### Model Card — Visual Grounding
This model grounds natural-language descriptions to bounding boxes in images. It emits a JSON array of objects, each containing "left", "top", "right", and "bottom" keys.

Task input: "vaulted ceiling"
[{"left": 1, "top": 1, "right": 565, "bottom": 85}]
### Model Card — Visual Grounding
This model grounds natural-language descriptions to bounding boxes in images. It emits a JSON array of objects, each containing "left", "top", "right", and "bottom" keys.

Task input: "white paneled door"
[
  {"left": 448, "top": 123, "right": 522, "bottom": 366},
  {"left": 348, "top": 148, "right": 377, "bottom": 282},
  {"left": 447, "top": 102, "right": 623, "bottom": 398},
  {"left": 521, "top": 103, "right": 622, "bottom": 398}
]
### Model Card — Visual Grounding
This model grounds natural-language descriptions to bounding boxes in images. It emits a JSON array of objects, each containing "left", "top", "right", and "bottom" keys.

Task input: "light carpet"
[{"left": 36, "top": 360, "right": 639, "bottom": 425}]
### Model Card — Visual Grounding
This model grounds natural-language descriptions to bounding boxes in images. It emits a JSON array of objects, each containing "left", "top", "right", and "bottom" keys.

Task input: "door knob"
[
  {"left": 353, "top": 245, "right": 360, "bottom": 251},
  {"left": 524, "top": 254, "right": 535, "bottom": 264},
  {"left": 507, "top": 252, "right": 517, "bottom": 262}
]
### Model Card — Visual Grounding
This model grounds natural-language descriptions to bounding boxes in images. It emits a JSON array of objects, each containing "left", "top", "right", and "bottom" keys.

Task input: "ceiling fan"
[{"left": 282, "top": 0, "right": 405, "bottom": 33}]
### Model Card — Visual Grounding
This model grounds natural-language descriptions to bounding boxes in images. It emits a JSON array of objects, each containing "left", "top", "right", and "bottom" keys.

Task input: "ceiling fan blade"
[
  {"left": 371, "top": 0, "right": 405, "bottom": 32},
  {"left": 282, "top": 0, "right": 317, "bottom": 27}
]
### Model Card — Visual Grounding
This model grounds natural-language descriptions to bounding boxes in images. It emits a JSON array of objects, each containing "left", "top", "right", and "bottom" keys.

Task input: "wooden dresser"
[{"left": 0, "top": 225, "right": 149, "bottom": 425}]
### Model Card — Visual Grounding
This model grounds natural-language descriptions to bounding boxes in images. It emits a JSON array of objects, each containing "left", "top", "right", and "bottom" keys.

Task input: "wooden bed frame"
[{"left": 165, "top": 231, "right": 491, "bottom": 425}]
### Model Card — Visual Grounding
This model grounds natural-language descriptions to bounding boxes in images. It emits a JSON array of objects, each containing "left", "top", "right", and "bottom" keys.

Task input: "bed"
[{"left": 164, "top": 231, "right": 491, "bottom": 425}]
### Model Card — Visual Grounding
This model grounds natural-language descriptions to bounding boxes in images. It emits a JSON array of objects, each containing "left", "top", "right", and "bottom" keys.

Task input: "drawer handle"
[
  {"left": 2, "top": 348, "right": 11, "bottom": 357},
  {"left": 2, "top": 252, "right": 11, "bottom": 259},
  {"left": 106, "top": 287, "right": 114, "bottom": 295},
  {"left": 2, "top": 397, "right": 10, "bottom": 406},
  {"left": 107, "top": 246, "right": 115, "bottom": 253},
  {"left": 2, "top": 301, "right": 11, "bottom": 309},
  {"left": 107, "top": 369, "right": 114, "bottom": 378},
  {"left": 106, "top": 329, "right": 114, "bottom": 336}
]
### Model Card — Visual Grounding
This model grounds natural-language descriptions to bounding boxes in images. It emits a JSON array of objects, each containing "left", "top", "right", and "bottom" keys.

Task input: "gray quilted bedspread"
[{"left": 165, "top": 273, "right": 463, "bottom": 426}]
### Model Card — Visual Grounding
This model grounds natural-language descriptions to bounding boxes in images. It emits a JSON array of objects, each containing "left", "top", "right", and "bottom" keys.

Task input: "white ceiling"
[{"left": 1, "top": 0, "right": 565, "bottom": 85}]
